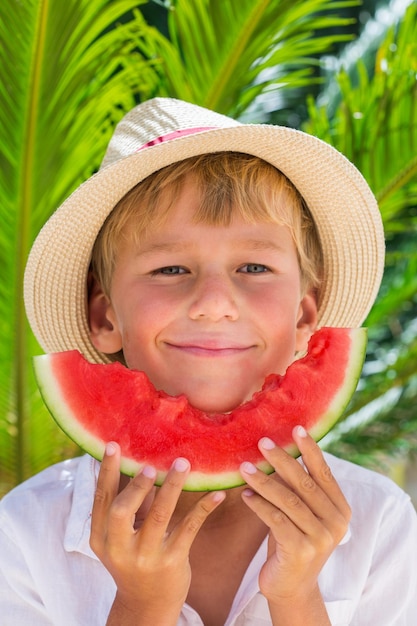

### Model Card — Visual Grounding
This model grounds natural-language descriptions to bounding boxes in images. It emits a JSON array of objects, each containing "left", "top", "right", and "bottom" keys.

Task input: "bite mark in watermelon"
[{"left": 33, "top": 327, "right": 367, "bottom": 491}]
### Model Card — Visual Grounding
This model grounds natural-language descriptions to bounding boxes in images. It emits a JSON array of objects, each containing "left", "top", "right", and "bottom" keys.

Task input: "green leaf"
[
  {"left": 2, "top": 0, "right": 416, "bottom": 492},
  {"left": 305, "top": 2, "right": 417, "bottom": 467},
  {"left": 0, "top": 0, "right": 159, "bottom": 492},
  {"left": 140, "top": 0, "right": 358, "bottom": 116}
]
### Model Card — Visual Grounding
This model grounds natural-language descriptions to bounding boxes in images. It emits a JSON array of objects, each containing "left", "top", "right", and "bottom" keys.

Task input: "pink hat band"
[{"left": 137, "top": 127, "right": 215, "bottom": 151}]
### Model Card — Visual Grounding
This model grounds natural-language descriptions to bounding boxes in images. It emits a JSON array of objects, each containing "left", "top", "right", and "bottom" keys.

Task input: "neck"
[{"left": 118, "top": 472, "right": 265, "bottom": 535}]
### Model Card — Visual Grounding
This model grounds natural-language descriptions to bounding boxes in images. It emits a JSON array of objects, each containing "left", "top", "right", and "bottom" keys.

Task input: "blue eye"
[
  {"left": 154, "top": 266, "right": 186, "bottom": 275},
  {"left": 240, "top": 264, "right": 269, "bottom": 273}
]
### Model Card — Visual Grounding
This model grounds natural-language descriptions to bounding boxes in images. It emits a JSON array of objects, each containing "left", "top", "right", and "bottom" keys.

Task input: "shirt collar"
[{"left": 63, "top": 454, "right": 100, "bottom": 559}]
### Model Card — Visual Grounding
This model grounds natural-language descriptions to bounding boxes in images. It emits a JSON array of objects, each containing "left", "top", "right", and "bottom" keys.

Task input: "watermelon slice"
[{"left": 33, "top": 327, "right": 366, "bottom": 491}]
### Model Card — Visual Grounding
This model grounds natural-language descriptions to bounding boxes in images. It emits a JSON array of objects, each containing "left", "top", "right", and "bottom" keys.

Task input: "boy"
[{"left": 1, "top": 98, "right": 416, "bottom": 625}]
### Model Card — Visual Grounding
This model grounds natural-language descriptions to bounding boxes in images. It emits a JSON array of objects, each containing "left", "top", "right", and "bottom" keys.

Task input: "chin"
[
  {"left": 158, "top": 376, "right": 263, "bottom": 414},
  {"left": 183, "top": 389, "right": 254, "bottom": 415}
]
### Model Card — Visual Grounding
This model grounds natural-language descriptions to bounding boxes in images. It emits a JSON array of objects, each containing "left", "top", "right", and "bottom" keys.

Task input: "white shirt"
[{"left": 0, "top": 453, "right": 416, "bottom": 625}]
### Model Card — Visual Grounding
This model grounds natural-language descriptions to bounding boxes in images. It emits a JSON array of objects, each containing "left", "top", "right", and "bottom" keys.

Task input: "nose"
[{"left": 188, "top": 272, "right": 239, "bottom": 321}]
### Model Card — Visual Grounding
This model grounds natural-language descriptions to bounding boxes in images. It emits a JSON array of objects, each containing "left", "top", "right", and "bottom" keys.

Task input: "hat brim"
[{"left": 24, "top": 124, "right": 385, "bottom": 363}]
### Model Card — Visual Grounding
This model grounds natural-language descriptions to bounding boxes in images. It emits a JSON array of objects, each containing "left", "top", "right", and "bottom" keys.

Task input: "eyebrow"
[
  {"left": 240, "top": 239, "right": 285, "bottom": 252},
  {"left": 135, "top": 241, "right": 195, "bottom": 257},
  {"left": 136, "top": 238, "right": 285, "bottom": 256}
]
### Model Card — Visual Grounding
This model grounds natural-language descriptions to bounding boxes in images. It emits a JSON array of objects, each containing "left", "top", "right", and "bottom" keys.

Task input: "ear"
[
  {"left": 295, "top": 290, "right": 318, "bottom": 353},
  {"left": 88, "top": 273, "right": 123, "bottom": 354}
]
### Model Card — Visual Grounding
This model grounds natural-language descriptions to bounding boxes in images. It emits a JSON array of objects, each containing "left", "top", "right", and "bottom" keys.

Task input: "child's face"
[{"left": 90, "top": 177, "right": 318, "bottom": 413}]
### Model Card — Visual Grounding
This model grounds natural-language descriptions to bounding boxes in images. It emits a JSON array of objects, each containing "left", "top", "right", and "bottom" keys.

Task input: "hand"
[
  {"left": 239, "top": 426, "right": 351, "bottom": 611},
  {"left": 90, "top": 443, "right": 225, "bottom": 625}
]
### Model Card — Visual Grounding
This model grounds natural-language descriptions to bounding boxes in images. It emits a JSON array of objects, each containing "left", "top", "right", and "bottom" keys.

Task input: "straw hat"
[{"left": 24, "top": 97, "right": 385, "bottom": 364}]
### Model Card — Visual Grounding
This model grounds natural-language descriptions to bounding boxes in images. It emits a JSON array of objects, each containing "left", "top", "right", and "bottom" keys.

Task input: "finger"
[
  {"left": 105, "top": 464, "right": 158, "bottom": 541},
  {"left": 242, "top": 488, "right": 339, "bottom": 580},
  {"left": 90, "top": 442, "right": 123, "bottom": 553},
  {"left": 171, "top": 491, "right": 226, "bottom": 552},
  {"left": 247, "top": 434, "right": 350, "bottom": 541},
  {"left": 138, "top": 458, "right": 192, "bottom": 546},
  {"left": 292, "top": 426, "right": 351, "bottom": 521},
  {"left": 240, "top": 461, "right": 324, "bottom": 538},
  {"left": 241, "top": 487, "right": 308, "bottom": 549},
  {"left": 258, "top": 434, "right": 347, "bottom": 515}
]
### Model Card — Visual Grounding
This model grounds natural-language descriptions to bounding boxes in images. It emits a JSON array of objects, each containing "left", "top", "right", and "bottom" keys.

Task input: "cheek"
[
  {"left": 261, "top": 296, "right": 303, "bottom": 356},
  {"left": 118, "top": 301, "right": 170, "bottom": 364},
  {"left": 258, "top": 290, "right": 301, "bottom": 326}
]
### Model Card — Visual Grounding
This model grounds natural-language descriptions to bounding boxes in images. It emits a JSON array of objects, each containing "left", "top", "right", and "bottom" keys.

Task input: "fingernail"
[
  {"left": 173, "top": 457, "right": 190, "bottom": 472},
  {"left": 242, "top": 488, "right": 255, "bottom": 497},
  {"left": 260, "top": 437, "right": 275, "bottom": 450},
  {"left": 105, "top": 442, "right": 117, "bottom": 456},
  {"left": 241, "top": 461, "right": 257, "bottom": 475},
  {"left": 142, "top": 465, "right": 157, "bottom": 479},
  {"left": 212, "top": 491, "right": 226, "bottom": 503},
  {"left": 294, "top": 425, "right": 307, "bottom": 438}
]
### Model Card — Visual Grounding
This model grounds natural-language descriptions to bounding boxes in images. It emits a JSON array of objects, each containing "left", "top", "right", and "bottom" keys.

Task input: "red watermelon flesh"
[{"left": 33, "top": 327, "right": 367, "bottom": 491}]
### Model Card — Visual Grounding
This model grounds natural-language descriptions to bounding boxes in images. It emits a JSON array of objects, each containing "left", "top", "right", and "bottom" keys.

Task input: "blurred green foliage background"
[{"left": 1, "top": 0, "right": 416, "bottom": 496}]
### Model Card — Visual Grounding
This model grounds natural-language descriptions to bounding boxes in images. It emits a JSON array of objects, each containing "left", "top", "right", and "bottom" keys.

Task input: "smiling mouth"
[{"left": 165, "top": 343, "right": 254, "bottom": 357}]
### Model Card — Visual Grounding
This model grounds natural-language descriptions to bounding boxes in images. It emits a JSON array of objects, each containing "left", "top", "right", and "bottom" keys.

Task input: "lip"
[{"left": 164, "top": 341, "right": 255, "bottom": 357}]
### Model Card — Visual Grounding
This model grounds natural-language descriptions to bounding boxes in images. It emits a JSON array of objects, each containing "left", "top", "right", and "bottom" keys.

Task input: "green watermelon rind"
[
  {"left": 33, "top": 327, "right": 367, "bottom": 491},
  {"left": 122, "top": 461, "right": 274, "bottom": 492},
  {"left": 307, "top": 327, "right": 368, "bottom": 442}
]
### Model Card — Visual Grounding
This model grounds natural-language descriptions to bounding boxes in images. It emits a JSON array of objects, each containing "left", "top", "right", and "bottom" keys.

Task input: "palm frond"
[
  {"left": 2, "top": 0, "right": 416, "bottom": 492},
  {"left": 0, "top": 0, "right": 159, "bottom": 492},
  {"left": 304, "top": 3, "right": 417, "bottom": 210},
  {"left": 304, "top": 2, "right": 417, "bottom": 464},
  {"left": 137, "top": 0, "right": 359, "bottom": 116}
]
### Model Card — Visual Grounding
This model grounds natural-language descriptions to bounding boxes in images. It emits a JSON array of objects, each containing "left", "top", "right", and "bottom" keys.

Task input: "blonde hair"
[{"left": 91, "top": 152, "right": 323, "bottom": 297}]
